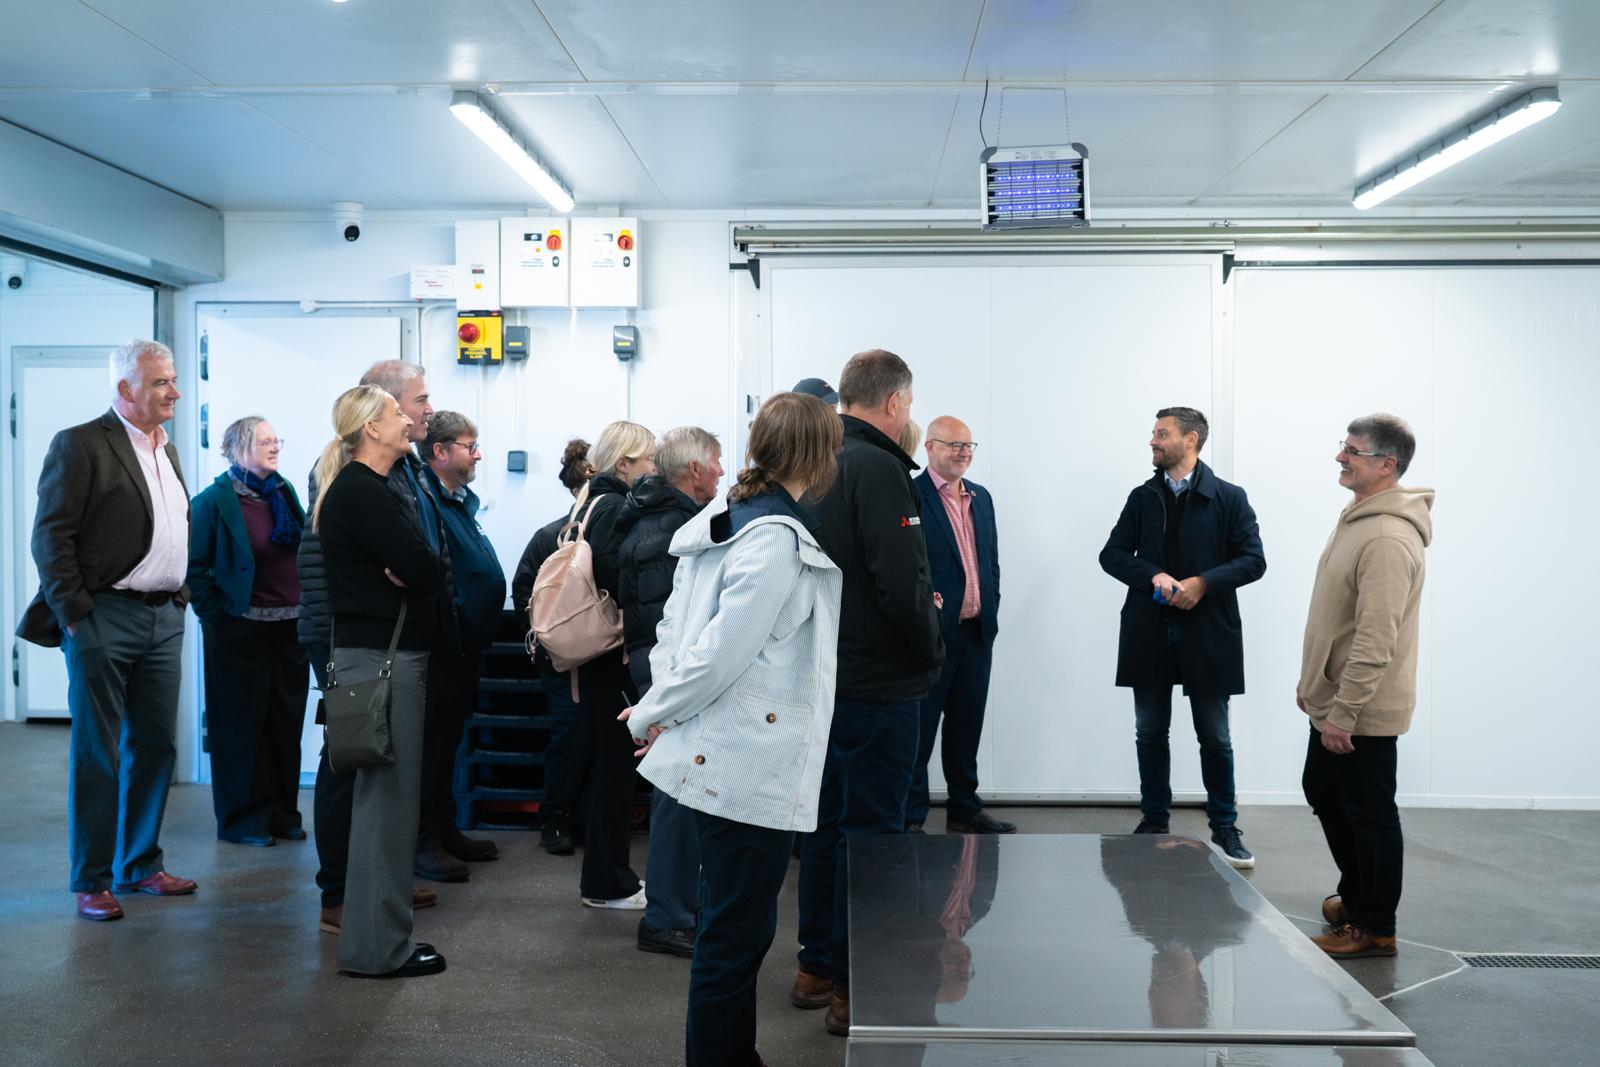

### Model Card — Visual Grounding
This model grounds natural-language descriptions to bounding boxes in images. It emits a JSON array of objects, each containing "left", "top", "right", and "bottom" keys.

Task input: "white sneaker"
[{"left": 582, "top": 887, "right": 647, "bottom": 910}]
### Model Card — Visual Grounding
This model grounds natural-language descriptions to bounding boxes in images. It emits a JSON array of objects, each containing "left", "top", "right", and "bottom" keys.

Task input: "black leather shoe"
[
  {"left": 1132, "top": 818, "right": 1170, "bottom": 835},
  {"left": 413, "top": 848, "right": 470, "bottom": 883},
  {"left": 274, "top": 827, "right": 307, "bottom": 842},
  {"left": 636, "top": 919, "right": 695, "bottom": 959},
  {"left": 905, "top": 822, "right": 926, "bottom": 835},
  {"left": 541, "top": 826, "right": 575, "bottom": 856},
  {"left": 222, "top": 833, "right": 275, "bottom": 848},
  {"left": 340, "top": 943, "right": 447, "bottom": 979},
  {"left": 442, "top": 826, "right": 499, "bottom": 862},
  {"left": 946, "top": 811, "right": 1017, "bottom": 834}
]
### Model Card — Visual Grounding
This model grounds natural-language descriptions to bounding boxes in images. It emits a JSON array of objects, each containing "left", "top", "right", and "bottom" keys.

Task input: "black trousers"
[
  {"left": 686, "top": 811, "right": 793, "bottom": 1067},
  {"left": 539, "top": 653, "right": 592, "bottom": 834},
  {"left": 907, "top": 619, "right": 993, "bottom": 826},
  {"left": 577, "top": 648, "right": 642, "bottom": 901},
  {"left": 417, "top": 650, "right": 481, "bottom": 850},
  {"left": 1302, "top": 725, "right": 1403, "bottom": 936},
  {"left": 307, "top": 640, "right": 357, "bottom": 909},
  {"left": 203, "top": 615, "right": 308, "bottom": 840}
]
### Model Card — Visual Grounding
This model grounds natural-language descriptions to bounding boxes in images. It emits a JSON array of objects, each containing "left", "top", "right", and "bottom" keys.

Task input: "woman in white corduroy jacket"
[{"left": 622, "top": 392, "right": 843, "bottom": 1067}]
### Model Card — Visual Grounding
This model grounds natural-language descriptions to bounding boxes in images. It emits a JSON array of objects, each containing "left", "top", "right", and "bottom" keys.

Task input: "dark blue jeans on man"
[
  {"left": 685, "top": 810, "right": 792, "bottom": 1067},
  {"left": 63, "top": 592, "right": 184, "bottom": 892},
  {"left": 796, "top": 698, "right": 920, "bottom": 987},
  {"left": 906, "top": 619, "right": 992, "bottom": 827},
  {"left": 1132, "top": 619, "right": 1237, "bottom": 829}
]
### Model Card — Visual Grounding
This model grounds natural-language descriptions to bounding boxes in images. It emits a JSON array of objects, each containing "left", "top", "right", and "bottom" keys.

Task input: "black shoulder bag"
[{"left": 324, "top": 602, "right": 406, "bottom": 772}]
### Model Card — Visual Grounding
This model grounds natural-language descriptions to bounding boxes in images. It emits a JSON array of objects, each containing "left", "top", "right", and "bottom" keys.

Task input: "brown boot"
[
  {"left": 825, "top": 986, "right": 850, "bottom": 1037},
  {"left": 1321, "top": 894, "right": 1347, "bottom": 927},
  {"left": 790, "top": 968, "right": 832, "bottom": 1010},
  {"left": 412, "top": 886, "right": 439, "bottom": 909},
  {"left": 319, "top": 904, "right": 343, "bottom": 934},
  {"left": 1313, "top": 924, "right": 1397, "bottom": 960}
]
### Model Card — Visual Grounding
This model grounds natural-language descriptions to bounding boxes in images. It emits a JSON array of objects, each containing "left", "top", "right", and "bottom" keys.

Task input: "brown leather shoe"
[
  {"left": 319, "top": 904, "right": 343, "bottom": 934},
  {"left": 1321, "top": 894, "right": 1347, "bottom": 927},
  {"left": 413, "top": 886, "right": 438, "bottom": 909},
  {"left": 825, "top": 987, "right": 850, "bottom": 1037},
  {"left": 1313, "top": 924, "right": 1397, "bottom": 960},
  {"left": 76, "top": 890, "right": 124, "bottom": 921},
  {"left": 790, "top": 968, "right": 832, "bottom": 1010},
  {"left": 113, "top": 871, "right": 197, "bottom": 896}
]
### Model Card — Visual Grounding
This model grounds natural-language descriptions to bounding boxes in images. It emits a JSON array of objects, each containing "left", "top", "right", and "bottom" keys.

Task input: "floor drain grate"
[{"left": 1459, "top": 954, "right": 1600, "bottom": 969}]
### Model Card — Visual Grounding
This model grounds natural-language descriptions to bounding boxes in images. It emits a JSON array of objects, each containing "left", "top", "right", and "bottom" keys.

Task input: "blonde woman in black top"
[{"left": 313, "top": 384, "right": 445, "bottom": 978}]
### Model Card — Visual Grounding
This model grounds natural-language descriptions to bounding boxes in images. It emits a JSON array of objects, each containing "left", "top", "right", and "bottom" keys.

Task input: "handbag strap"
[{"left": 325, "top": 601, "right": 409, "bottom": 687}]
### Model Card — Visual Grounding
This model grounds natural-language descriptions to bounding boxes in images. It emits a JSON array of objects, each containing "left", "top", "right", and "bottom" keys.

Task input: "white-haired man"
[{"left": 19, "top": 340, "right": 198, "bottom": 920}]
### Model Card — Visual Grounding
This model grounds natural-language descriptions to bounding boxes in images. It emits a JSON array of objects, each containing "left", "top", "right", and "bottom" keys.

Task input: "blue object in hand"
[{"left": 1153, "top": 586, "right": 1172, "bottom": 605}]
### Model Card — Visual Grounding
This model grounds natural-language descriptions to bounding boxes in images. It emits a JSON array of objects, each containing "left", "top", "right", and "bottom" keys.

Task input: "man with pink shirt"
[
  {"left": 19, "top": 340, "right": 198, "bottom": 920},
  {"left": 906, "top": 415, "right": 1014, "bottom": 835}
]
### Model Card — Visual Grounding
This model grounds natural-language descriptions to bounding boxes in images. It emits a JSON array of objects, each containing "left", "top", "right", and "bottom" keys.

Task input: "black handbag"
[{"left": 324, "top": 603, "right": 406, "bottom": 772}]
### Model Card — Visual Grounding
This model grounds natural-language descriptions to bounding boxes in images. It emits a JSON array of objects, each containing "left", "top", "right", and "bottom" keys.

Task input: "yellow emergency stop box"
[{"left": 456, "top": 310, "right": 503, "bottom": 365}]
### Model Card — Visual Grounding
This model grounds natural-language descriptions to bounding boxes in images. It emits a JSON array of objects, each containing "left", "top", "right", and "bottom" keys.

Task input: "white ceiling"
[{"left": 2, "top": 0, "right": 1599, "bottom": 214}]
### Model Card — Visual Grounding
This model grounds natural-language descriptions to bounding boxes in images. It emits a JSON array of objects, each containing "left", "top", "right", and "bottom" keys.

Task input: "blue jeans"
[
  {"left": 1132, "top": 684, "right": 1237, "bottom": 830},
  {"left": 645, "top": 787, "right": 700, "bottom": 931},
  {"left": 796, "top": 698, "right": 921, "bottom": 986},
  {"left": 686, "top": 811, "right": 792, "bottom": 1067},
  {"left": 64, "top": 594, "right": 184, "bottom": 892}
]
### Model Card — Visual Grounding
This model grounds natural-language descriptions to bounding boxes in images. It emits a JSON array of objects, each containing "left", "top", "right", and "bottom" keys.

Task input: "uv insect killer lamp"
[{"left": 980, "top": 143, "right": 1090, "bottom": 230}]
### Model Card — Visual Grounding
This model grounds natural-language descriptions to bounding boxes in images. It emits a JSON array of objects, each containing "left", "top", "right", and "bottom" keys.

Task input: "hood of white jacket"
[
  {"left": 1341, "top": 485, "right": 1435, "bottom": 547},
  {"left": 667, "top": 489, "right": 836, "bottom": 571}
]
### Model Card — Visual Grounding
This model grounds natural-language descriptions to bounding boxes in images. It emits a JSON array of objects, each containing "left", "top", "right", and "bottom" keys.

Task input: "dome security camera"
[
  {"left": 1, "top": 255, "right": 25, "bottom": 290},
  {"left": 332, "top": 202, "right": 364, "bottom": 243}
]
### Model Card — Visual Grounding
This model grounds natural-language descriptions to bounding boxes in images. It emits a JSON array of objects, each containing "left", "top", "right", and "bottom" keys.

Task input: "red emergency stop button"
[
  {"left": 618, "top": 234, "right": 634, "bottom": 250},
  {"left": 458, "top": 322, "right": 481, "bottom": 344}
]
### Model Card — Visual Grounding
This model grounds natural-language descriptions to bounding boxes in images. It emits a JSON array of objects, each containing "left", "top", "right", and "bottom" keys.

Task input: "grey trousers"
[
  {"left": 334, "top": 646, "right": 429, "bottom": 974},
  {"left": 63, "top": 593, "right": 184, "bottom": 892}
]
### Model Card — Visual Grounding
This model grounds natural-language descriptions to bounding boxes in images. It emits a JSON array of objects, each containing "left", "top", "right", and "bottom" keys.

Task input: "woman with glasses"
[{"left": 186, "top": 417, "right": 309, "bottom": 846}]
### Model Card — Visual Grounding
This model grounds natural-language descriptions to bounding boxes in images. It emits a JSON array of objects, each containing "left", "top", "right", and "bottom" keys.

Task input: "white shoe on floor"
[{"left": 582, "top": 887, "right": 647, "bottom": 910}]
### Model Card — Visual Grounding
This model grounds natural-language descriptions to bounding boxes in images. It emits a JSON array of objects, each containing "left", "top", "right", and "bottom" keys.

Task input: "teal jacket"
[{"left": 186, "top": 472, "right": 306, "bottom": 621}]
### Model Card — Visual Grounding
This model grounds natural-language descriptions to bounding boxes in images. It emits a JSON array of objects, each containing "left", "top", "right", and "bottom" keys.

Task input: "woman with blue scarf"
[{"left": 187, "top": 416, "right": 309, "bottom": 846}]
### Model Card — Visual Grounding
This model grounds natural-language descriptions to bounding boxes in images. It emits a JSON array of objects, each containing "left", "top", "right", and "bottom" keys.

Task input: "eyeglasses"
[
  {"left": 443, "top": 440, "right": 482, "bottom": 456},
  {"left": 1337, "top": 441, "right": 1390, "bottom": 459},
  {"left": 930, "top": 440, "right": 978, "bottom": 453},
  {"left": 257, "top": 437, "right": 286, "bottom": 449}
]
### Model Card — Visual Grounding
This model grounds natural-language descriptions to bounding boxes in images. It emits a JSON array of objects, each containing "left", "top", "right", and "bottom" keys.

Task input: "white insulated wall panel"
[
  {"left": 500, "top": 217, "right": 569, "bottom": 308},
  {"left": 454, "top": 219, "right": 500, "bottom": 311},
  {"left": 570, "top": 217, "right": 639, "bottom": 308}
]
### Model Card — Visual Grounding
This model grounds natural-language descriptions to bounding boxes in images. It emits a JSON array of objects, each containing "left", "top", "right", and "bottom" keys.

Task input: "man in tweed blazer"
[{"left": 19, "top": 340, "right": 197, "bottom": 921}]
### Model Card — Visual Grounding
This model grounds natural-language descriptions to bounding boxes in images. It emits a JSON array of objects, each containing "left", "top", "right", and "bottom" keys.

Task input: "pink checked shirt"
[{"left": 928, "top": 468, "right": 982, "bottom": 621}]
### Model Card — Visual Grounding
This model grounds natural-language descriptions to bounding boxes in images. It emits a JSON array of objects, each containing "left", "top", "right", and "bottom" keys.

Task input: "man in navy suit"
[{"left": 906, "top": 415, "right": 1014, "bottom": 835}]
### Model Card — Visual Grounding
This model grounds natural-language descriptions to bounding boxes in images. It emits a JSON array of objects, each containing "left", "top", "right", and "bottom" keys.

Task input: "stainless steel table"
[
  {"left": 847, "top": 834, "right": 1414, "bottom": 1046},
  {"left": 847, "top": 1039, "right": 1437, "bottom": 1066}
]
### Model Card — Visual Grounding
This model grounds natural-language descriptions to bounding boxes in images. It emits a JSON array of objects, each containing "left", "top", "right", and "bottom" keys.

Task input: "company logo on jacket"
[{"left": 900, "top": 516, "right": 921, "bottom": 527}]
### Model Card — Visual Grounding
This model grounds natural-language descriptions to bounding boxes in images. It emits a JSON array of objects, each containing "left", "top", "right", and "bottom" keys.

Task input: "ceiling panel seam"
[
  {"left": 958, "top": 0, "right": 990, "bottom": 81},
  {"left": 1445, "top": 131, "right": 1600, "bottom": 206},
  {"left": 927, "top": 96, "right": 965, "bottom": 208},
  {"left": 77, "top": 0, "right": 217, "bottom": 86},
  {"left": 231, "top": 101, "right": 411, "bottom": 207},
  {"left": 1344, "top": 0, "right": 1450, "bottom": 82},
  {"left": 1185, "top": 95, "right": 1332, "bottom": 206}
]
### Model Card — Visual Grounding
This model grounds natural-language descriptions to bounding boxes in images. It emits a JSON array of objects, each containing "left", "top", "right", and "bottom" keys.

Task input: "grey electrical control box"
[
  {"left": 504, "top": 325, "right": 530, "bottom": 361},
  {"left": 507, "top": 450, "right": 528, "bottom": 473},
  {"left": 612, "top": 324, "right": 639, "bottom": 362}
]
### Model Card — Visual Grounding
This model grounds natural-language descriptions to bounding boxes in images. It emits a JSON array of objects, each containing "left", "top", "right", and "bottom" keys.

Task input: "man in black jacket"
[
  {"left": 1098, "top": 407, "right": 1266, "bottom": 870},
  {"left": 793, "top": 349, "right": 943, "bottom": 1038},
  {"left": 615, "top": 425, "right": 722, "bottom": 958}
]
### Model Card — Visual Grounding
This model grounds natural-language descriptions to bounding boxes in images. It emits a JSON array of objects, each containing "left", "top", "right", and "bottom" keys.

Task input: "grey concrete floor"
[{"left": 2, "top": 721, "right": 1597, "bottom": 1067}]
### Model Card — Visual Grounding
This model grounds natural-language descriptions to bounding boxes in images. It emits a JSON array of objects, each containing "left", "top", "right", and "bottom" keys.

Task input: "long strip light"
[
  {"left": 449, "top": 90, "right": 575, "bottom": 213},
  {"left": 1353, "top": 87, "right": 1560, "bottom": 210}
]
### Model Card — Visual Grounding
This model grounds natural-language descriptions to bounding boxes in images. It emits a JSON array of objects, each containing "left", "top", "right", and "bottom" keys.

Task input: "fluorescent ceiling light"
[
  {"left": 1353, "top": 87, "right": 1560, "bottom": 210},
  {"left": 449, "top": 91, "right": 575, "bottom": 213}
]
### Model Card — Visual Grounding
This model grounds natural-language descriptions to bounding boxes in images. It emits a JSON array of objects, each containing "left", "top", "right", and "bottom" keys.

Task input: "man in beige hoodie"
[{"left": 1297, "top": 414, "right": 1433, "bottom": 961}]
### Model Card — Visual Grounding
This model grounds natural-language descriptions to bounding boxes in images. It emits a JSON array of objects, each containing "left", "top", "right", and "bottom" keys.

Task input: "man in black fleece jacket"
[{"left": 793, "top": 349, "right": 943, "bottom": 1037}]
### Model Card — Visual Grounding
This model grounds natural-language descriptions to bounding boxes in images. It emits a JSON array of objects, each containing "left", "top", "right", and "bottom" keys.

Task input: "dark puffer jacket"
[
  {"left": 511, "top": 511, "right": 570, "bottom": 615},
  {"left": 615, "top": 475, "right": 702, "bottom": 653},
  {"left": 296, "top": 465, "right": 330, "bottom": 652}
]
